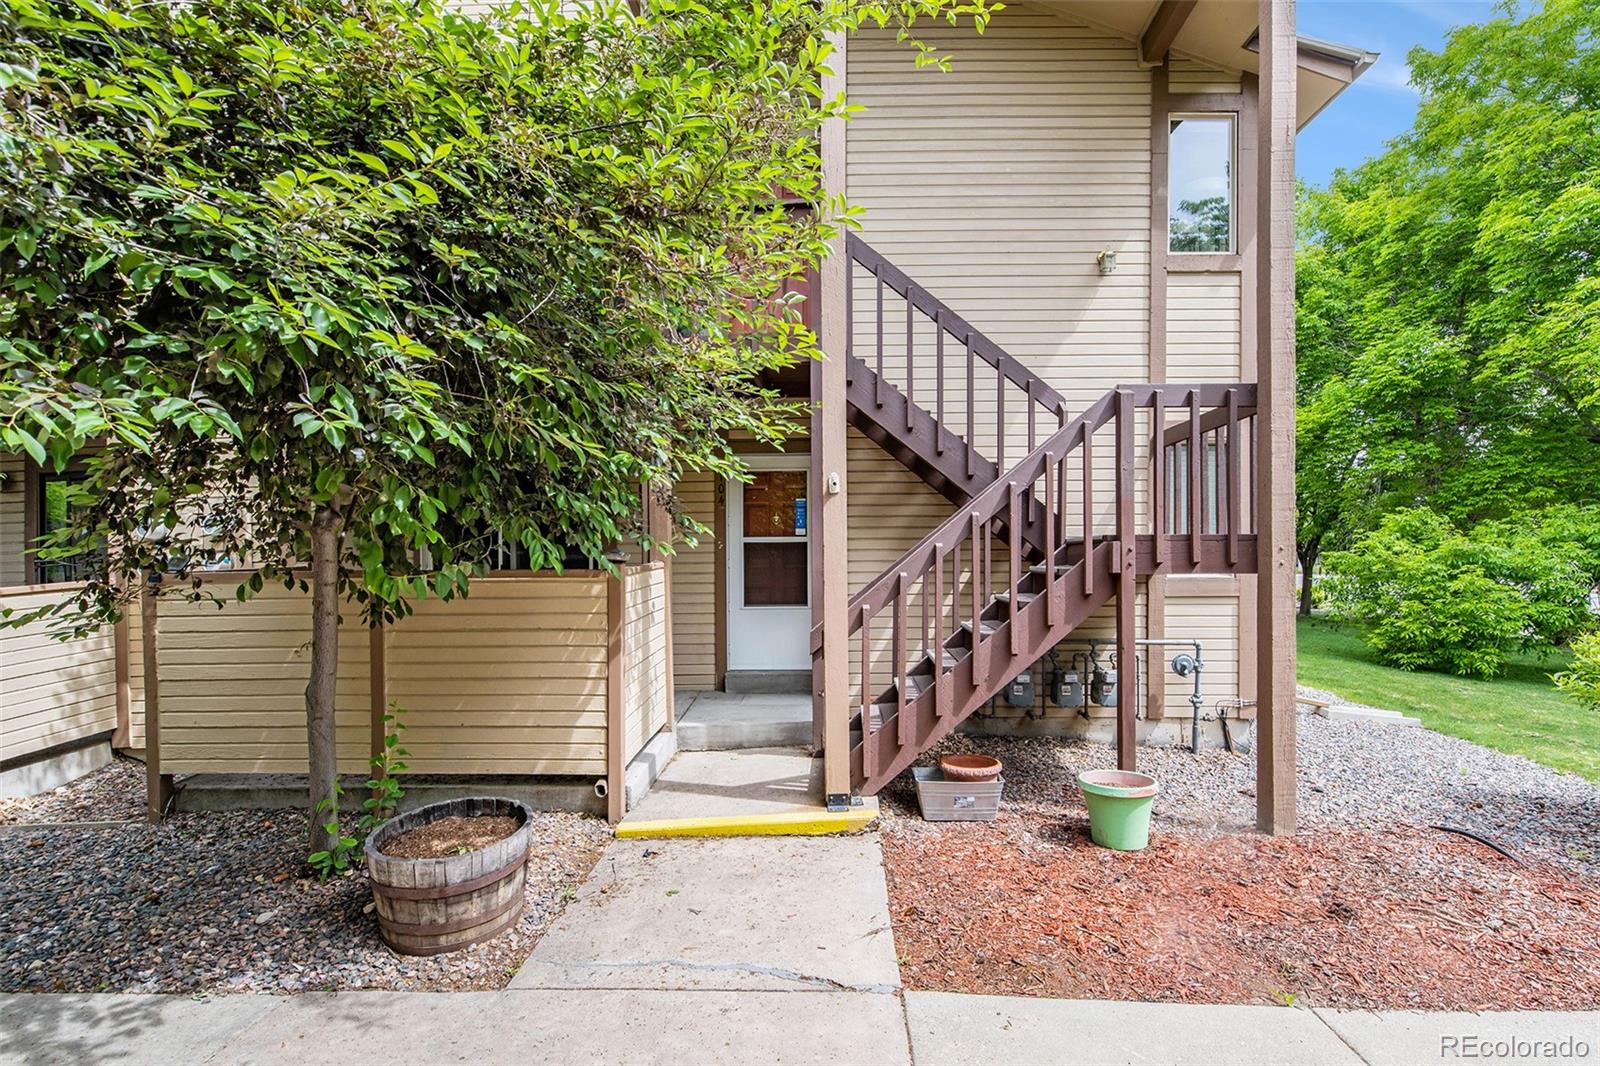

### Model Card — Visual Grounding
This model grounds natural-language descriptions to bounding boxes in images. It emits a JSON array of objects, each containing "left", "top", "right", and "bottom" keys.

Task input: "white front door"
[{"left": 727, "top": 457, "right": 810, "bottom": 671}]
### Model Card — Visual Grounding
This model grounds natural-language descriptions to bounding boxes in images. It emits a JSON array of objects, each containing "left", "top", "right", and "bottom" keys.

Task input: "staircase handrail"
[
  {"left": 847, "top": 233, "right": 1070, "bottom": 427},
  {"left": 809, "top": 381, "right": 1257, "bottom": 653}
]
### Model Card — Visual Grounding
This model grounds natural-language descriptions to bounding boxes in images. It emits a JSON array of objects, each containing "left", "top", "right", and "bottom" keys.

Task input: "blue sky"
[{"left": 1297, "top": 0, "right": 1498, "bottom": 186}]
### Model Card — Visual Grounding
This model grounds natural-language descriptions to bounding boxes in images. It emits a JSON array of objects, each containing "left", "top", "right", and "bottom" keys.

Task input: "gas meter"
[
  {"left": 1090, "top": 666, "right": 1118, "bottom": 708},
  {"left": 1051, "top": 667, "right": 1084, "bottom": 708},
  {"left": 1003, "top": 669, "right": 1035, "bottom": 709}
]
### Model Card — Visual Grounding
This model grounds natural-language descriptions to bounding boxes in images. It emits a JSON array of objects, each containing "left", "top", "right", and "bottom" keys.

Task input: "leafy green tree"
[
  {"left": 0, "top": 0, "right": 992, "bottom": 854},
  {"left": 1296, "top": 0, "right": 1600, "bottom": 532},
  {"left": 1322, "top": 508, "right": 1593, "bottom": 678},
  {"left": 1554, "top": 632, "right": 1600, "bottom": 712}
]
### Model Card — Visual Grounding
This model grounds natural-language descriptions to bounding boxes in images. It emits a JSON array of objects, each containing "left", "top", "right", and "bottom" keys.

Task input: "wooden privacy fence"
[
  {"left": 127, "top": 564, "right": 672, "bottom": 823},
  {"left": 0, "top": 583, "right": 130, "bottom": 772}
]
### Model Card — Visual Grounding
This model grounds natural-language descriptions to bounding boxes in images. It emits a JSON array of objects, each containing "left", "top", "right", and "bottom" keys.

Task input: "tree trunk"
[
  {"left": 306, "top": 504, "right": 343, "bottom": 855},
  {"left": 1298, "top": 543, "right": 1318, "bottom": 617}
]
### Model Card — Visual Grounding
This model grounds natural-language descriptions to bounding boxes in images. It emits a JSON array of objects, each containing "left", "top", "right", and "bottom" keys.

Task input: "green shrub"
[
  {"left": 1554, "top": 632, "right": 1600, "bottom": 712},
  {"left": 1322, "top": 508, "right": 1593, "bottom": 678}
]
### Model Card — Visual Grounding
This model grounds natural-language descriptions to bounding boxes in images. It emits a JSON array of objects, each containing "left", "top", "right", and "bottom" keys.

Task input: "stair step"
[
  {"left": 959, "top": 620, "right": 1000, "bottom": 636},
  {"left": 993, "top": 590, "right": 1039, "bottom": 606}
]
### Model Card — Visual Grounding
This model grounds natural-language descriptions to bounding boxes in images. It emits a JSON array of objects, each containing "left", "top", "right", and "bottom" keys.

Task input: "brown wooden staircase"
[{"left": 824, "top": 235, "right": 1260, "bottom": 796}]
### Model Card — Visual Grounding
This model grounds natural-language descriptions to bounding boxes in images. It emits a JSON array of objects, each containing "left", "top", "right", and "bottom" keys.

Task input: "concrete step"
[
  {"left": 1316, "top": 704, "right": 1423, "bottom": 728},
  {"left": 675, "top": 692, "right": 813, "bottom": 751},
  {"left": 617, "top": 747, "right": 878, "bottom": 837}
]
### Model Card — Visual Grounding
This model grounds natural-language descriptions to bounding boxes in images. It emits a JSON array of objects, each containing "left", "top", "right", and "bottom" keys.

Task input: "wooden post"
[
  {"left": 817, "top": 29, "right": 852, "bottom": 810},
  {"left": 141, "top": 575, "right": 174, "bottom": 822},
  {"left": 369, "top": 619, "right": 387, "bottom": 787},
  {"left": 645, "top": 486, "right": 676, "bottom": 732},
  {"left": 1255, "top": 0, "right": 1297, "bottom": 835},
  {"left": 1114, "top": 391, "right": 1138, "bottom": 770},
  {"left": 113, "top": 611, "right": 131, "bottom": 750},
  {"left": 606, "top": 574, "right": 626, "bottom": 823},
  {"left": 1147, "top": 65, "right": 1170, "bottom": 726},
  {"left": 662, "top": 555, "right": 676, "bottom": 735}
]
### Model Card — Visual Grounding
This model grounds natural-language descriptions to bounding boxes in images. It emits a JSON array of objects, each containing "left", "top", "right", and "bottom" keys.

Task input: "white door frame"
[{"left": 726, "top": 453, "right": 811, "bottom": 671}]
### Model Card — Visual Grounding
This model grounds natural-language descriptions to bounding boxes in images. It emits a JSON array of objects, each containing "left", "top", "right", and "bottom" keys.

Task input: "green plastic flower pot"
[{"left": 1077, "top": 769, "right": 1159, "bottom": 851}]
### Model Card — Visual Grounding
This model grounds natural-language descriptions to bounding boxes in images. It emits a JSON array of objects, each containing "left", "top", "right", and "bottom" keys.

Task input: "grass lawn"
[{"left": 1297, "top": 616, "right": 1598, "bottom": 782}]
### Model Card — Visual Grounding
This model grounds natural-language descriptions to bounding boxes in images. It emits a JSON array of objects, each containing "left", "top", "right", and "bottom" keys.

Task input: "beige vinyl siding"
[
  {"left": 126, "top": 593, "right": 144, "bottom": 751},
  {"left": 0, "top": 586, "right": 120, "bottom": 762},
  {"left": 847, "top": 429, "right": 956, "bottom": 696},
  {"left": 849, "top": 6, "right": 1153, "bottom": 535},
  {"left": 386, "top": 575, "right": 607, "bottom": 776},
  {"left": 670, "top": 472, "right": 717, "bottom": 690},
  {"left": 125, "top": 572, "right": 662, "bottom": 777},
  {"left": 0, "top": 453, "right": 26, "bottom": 587},
  {"left": 1167, "top": 273, "right": 1242, "bottom": 381},
  {"left": 621, "top": 564, "right": 670, "bottom": 763},
  {"left": 157, "top": 582, "right": 370, "bottom": 774},
  {"left": 1167, "top": 58, "right": 1242, "bottom": 94},
  {"left": 1160, "top": 578, "right": 1241, "bottom": 718}
]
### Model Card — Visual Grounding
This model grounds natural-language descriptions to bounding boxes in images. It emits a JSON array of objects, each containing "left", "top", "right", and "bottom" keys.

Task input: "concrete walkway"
[
  {"left": 2, "top": 827, "right": 1594, "bottom": 1064},
  {"left": 4, "top": 987, "right": 1594, "bottom": 1065}
]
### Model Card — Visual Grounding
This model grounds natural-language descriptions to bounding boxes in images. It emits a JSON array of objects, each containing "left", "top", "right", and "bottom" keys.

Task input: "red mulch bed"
[{"left": 882, "top": 810, "right": 1600, "bottom": 1010}]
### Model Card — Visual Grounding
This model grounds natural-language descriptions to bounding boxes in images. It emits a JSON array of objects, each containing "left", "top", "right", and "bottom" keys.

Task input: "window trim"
[{"left": 1167, "top": 111, "right": 1238, "bottom": 257}]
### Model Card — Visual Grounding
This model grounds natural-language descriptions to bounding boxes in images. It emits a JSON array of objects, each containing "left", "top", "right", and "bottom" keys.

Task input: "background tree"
[
  {"left": 0, "top": 0, "right": 992, "bottom": 855},
  {"left": 1169, "top": 195, "right": 1230, "bottom": 253},
  {"left": 1294, "top": 0, "right": 1600, "bottom": 666}
]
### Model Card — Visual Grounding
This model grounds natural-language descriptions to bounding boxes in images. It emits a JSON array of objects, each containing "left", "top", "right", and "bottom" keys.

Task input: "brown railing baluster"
[
  {"left": 1083, "top": 431, "right": 1095, "bottom": 598},
  {"left": 1226, "top": 387, "right": 1240, "bottom": 566},
  {"left": 1058, "top": 437, "right": 1068, "bottom": 551},
  {"left": 861, "top": 609, "right": 873, "bottom": 765},
  {"left": 969, "top": 511, "right": 984, "bottom": 686},
  {"left": 895, "top": 573, "right": 908, "bottom": 745},
  {"left": 1027, "top": 379, "right": 1036, "bottom": 454},
  {"left": 1188, "top": 389, "right": 1202, "bottom": 566},
  {"left": 1250, "top": 415, "right": 1259, "bottom": 534},
  {"left": 933, "top": 543, "right": 947, "bottom": 719},
  {"left": 920, "top": 567, "right": 930, "bottom": 665},
  {"left": 935, "top": 313, "right": 946, "bottom": 454},
  {"left": 1044, "top": 450, "right": 1058, "bottom": 627},
  {"left": 874, "top": 275, "right": 884, "bottom": 408},
  {"left": 965, "top": 336, "right": 976, "bottom": 479},
  {"left": 952, "top": 539, "right": 962, "bottom": 641},
  {"left": 845, "top": 254, "right": 854, "bottom": 379},
  {"left": 996, "top": 359, "right": 1006, "bottom": 471},
  {"left": 905, "top": 286, "right": 915, "bottom": 431},
  {"left": 1152, "top": 391, "right": 1167, "bottom": 562},
  {"left": 1007, "top": 481, "right": 1021, "bottom": 656}
]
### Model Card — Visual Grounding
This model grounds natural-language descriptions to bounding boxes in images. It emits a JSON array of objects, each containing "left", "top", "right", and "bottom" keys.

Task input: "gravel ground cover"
[
  {"left": 0, "top": 759, "right": 609, "bottom": 994},
  {"left": 880, "top": 709, "right": 1600, "bottom": 1010}
]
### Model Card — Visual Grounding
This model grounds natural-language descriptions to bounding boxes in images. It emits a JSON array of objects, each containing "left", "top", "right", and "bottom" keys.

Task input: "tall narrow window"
[
  {"left": 35, "top": 473, "right": 100, "bottom": 583},
  {"left": 1169, "top": 115, "right": 1235, "bottom": 253}
]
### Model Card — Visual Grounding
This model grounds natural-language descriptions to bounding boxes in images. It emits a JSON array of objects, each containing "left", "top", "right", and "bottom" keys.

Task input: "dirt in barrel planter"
[{"left": 379, "top": 815, "right": 521, "bottom": 859}]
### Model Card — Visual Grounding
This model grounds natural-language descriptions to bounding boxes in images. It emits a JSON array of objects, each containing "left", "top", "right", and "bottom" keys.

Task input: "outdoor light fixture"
[{"left": 1097, "top": 249, "right": 1117, "bottom": 275}]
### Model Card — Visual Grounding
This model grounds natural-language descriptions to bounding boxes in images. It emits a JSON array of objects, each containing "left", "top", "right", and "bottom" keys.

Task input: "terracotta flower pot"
[{"left": 939, "top": 754, "right": 1003, "bottom": 783}]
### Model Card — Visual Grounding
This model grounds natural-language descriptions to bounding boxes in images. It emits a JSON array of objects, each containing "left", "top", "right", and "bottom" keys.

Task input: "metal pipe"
[
  {"left": 593, "top": 778, "right": 608, "bottom": 799},
  {"left": 1135, "top": 638, "right": 1204, "bottom": 752}
]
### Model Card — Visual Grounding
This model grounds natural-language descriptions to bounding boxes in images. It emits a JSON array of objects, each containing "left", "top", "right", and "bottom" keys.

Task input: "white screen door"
[{"left": 727, "top": 457, "right": 810, "bottom": 671}]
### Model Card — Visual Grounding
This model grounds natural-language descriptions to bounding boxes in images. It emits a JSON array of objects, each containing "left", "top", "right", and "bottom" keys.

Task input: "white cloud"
[{"left": 1360, "top": 56, "right": 1418, "bottom": 96}]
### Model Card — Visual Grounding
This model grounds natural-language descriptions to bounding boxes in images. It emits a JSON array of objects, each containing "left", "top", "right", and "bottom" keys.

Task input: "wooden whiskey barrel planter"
[{"left": 363, "top": 797, "right": 534, "bottom": 956}]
